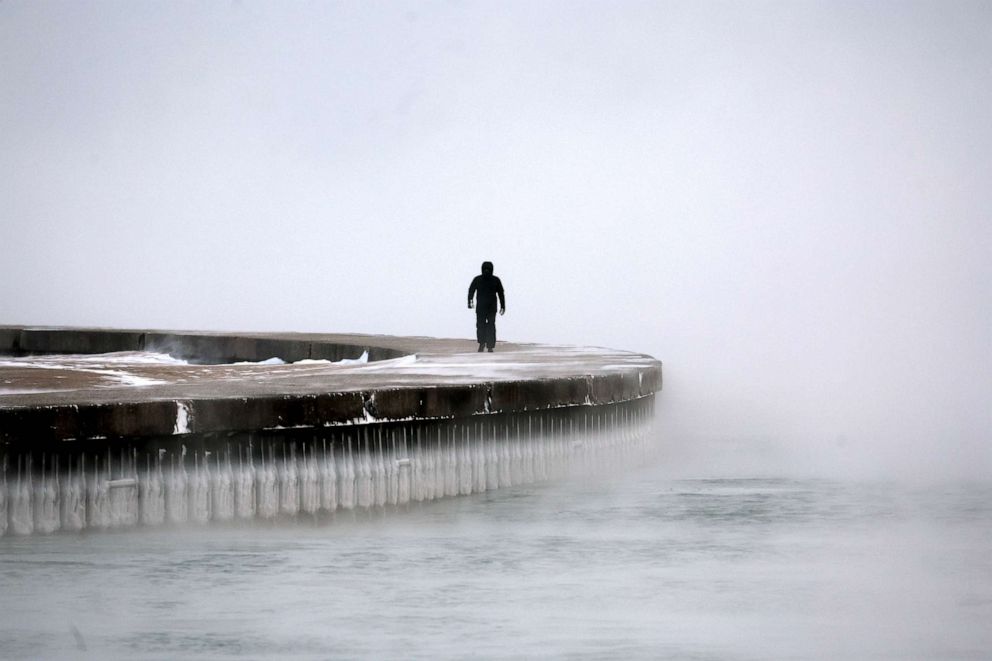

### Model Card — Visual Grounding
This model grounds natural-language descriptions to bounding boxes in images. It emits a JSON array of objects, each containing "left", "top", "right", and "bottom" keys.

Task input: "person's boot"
[
  {"left": 487, "top": 347, "right": 494, "bottom": 352},
  {"left": 478, "top": 344, "right": 484, "bottom": 352}
]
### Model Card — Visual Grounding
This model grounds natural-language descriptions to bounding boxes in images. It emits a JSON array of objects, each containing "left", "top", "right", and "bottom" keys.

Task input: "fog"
[{"left": 2, "top": 1, "right": 989, "bottom": 479}]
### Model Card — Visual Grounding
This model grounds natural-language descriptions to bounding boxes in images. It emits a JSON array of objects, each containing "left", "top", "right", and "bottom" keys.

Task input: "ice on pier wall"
[
  {"left": 165, "top": 456, "right": 188, "bottom": 525},
  {"left": 0, "top": 401, "right": 654, "bottom": 536},
  {"left": 234, "top": 448, "right": 256, "bottom": 520},
  {"left": 33, "top": 456, "right": 59, "bottom": 534},
  {"left": 279, "top": 447, "right": 300, "bottom": 517},
  {"left": 10, "top": 457, "right": 33, "bottom": 535},
  {"left": 61, "top": 461, "right": 85, "bottom": 532},
  {"left": 140, "top": 455, "right": 165, "bottom": 526},
  {"left": 212, "top": 453, "right": 235, "bottom": 522},
  {"left": 189, "top": 454, "right": 210, "bottom": 524},
  {"left": 257, "top": 449, "right": 279, "bottom": 520},
  {"left": 319, "top": 441, "right": 338, "bottom": 513},
  {"left": 0, "top": 460, "right": 6, "bottom": 537}
]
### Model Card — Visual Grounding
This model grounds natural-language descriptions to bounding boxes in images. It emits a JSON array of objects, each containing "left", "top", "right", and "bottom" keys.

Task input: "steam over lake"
[{"left": 2, "top": 442, "right": 989, "bottom": 660}]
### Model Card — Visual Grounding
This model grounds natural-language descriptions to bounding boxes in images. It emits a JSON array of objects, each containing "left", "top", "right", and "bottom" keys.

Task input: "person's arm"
[
  {"left": 497, "top": 278, "right": 506, "bottom": 314},
  {"left": 468, "top": 277, "right": 478, "bottom": 309}
]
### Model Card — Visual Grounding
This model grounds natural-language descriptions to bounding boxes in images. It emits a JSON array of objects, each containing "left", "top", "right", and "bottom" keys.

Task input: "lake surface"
[{"left": 2, "top": 443, "right": 990, "bottom": 660}]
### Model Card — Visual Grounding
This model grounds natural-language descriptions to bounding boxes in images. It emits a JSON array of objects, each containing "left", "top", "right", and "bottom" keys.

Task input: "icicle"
[
  {"left": 0, "top": 455, "right": 8, "bottom": 538},
  {"left": 427, "top": 426, "right": 440, "bottom": 501},
  {"left": 166, "top": 450, "right": 189, "bottom": 524},
  {"left": 472, "top": 422, "right": 486, "bottom": 494},
  {"left": 320, "top": 439, "right": 338, "bottom": 514},
  {"left": 533, "top": 418, "right": 544, "bottom": 482},
  {"left": 352, "top": 431, "right": 368, "bottom": 509},
  {"left": 553, "top": 418, "right": 564, "bottom": 480},
  {"left": 486, "top": 424, "right": 499, "bottom": 491},
  {"left": 457, "top": 425, "right": 471, "bottom": 496},
  {"left": 499, "top": 425, "right": 512, "bottom": 488},
  {"left": 235, "top": 443, "right": 257, "bottom": 520},
  {"left": 385, "top": 428, "right": 399, "bottom": 507},
  {"left": 211, "top": 449, "right": 235, "bottom": 522},
  {"left": 107, "top": 449, "right": 124, "bottom": 527},
  {"left": 397, "top": 426, "right": 411, "bottom": 506},
  {"left": 257, "top": 445, "right": 279, "bottom": 519},
  {"left": 522, "top": 419, "right": 534, "bottom": 485},
  {"left": 374, "top": 429, "right": 388, "bottom": 508},
  {"left": 188, "top": 452, "right": 210, "bottom": 524},
  {"left": 140, "top": 452, "right": 163, "bottom": 526},
  {"left": 115, "top": 447, "right": 138, "bottom": 527},
  {"left": 339, "top": 437, "right": 355, "bottom": 510},
  {"left": 34, "top": 454, "right": 59, "bottom": 534},
  {"left": 411, "top": 428, "right": 425, "bottom": 503},
  {"left": 301, "top": 443, "right": 320, "bottom": 515},
  {"left": 278, "top": 445, "right": 300, "bottom": 517},
  {"left": 427, "top": 431, "right": 436, "bottom": 499},
  {"left": 443, "top": 426, "right": 454, "bottom": 498},
  {"left": 88, "top": 453, "right": 111, "bottom": 530},
  {"left": 12, "top": 455, "right": 33, "bottom": 535}
]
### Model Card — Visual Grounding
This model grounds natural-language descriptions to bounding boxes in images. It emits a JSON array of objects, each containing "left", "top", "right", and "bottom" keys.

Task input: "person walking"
[{"left": 467, "top": 261, "right": 506, "bottom": 352}]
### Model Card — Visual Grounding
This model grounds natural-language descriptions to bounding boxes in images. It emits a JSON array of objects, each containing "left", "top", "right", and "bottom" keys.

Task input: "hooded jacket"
[{"left": 468, "top": 261, "right": 505, "bottom": 311}]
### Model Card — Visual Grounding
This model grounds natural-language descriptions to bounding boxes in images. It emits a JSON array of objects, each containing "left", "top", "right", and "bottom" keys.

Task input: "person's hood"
[{"left": 481, "top": 261, "right": 494, "bottom": 275}]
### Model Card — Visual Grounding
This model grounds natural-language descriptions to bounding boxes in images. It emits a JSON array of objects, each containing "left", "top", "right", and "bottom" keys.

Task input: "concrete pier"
[{"left": 0, "top": 327, "right": 662, "bottom": 535}]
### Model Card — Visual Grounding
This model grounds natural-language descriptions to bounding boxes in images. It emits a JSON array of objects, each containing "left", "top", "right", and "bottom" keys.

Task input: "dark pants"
[{"left": 476, "top": 304, "right": 497, "bottom": 349}]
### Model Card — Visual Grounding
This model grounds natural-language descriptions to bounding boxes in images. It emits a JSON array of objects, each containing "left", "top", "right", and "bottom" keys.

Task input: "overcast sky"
[{"left": 2, "top": 1, "right": 989, "bottom": 478}]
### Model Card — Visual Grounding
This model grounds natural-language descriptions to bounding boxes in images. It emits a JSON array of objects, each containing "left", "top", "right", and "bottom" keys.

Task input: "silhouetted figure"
[{"left": 468, "top": 261, "right": 506, "bottom": 352}]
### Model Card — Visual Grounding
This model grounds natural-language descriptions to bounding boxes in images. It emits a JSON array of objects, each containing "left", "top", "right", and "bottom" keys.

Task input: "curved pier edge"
[
  {"left": 0, "top": 327, "right": 662, "bottom": 536},
  {"left": 0, "top": 399, "right": 657, "bottom": 536},
  {"left": 0, "top": 326, "right": 662, "bottom": 448}
]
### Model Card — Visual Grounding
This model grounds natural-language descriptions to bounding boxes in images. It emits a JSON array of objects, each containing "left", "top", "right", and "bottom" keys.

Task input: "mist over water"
[
  {"left": 2, "top": 456, "right": 990, "bottom": 660},
  {"left": 2, "top": 1, "right": 989, "bottom": 480},
  {"left": 1, "top": 2, "right": 991, "bottom": 657}
]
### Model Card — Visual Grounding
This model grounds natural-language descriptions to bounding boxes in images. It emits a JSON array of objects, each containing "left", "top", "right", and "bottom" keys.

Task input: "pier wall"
[{"left": 0, "top": 327, "right": 662, "bottom": 535}]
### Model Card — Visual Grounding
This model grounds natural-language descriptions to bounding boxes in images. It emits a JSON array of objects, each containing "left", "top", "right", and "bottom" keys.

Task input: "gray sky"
[{"left": 2, "top": 1, "right": 989, "bottom": 478}]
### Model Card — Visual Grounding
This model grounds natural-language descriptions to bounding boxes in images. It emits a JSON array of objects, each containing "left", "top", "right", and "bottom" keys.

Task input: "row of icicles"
[{"left": 0, "top": 407, "right": 653, "bottom": 536}]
